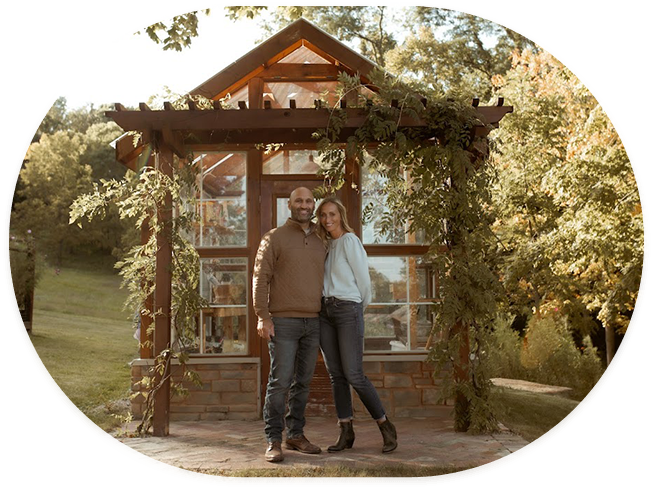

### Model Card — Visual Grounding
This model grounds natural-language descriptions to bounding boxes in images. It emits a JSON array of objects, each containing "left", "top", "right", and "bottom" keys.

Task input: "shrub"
[
  {"left": 486, "top": 313, "right": 604, "bottom": 399},
  {"left": 9, "top": 234, "right": 41, "bottom": 311}
]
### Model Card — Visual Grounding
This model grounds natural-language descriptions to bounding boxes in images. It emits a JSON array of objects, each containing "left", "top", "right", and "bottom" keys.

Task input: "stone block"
[
  {"left": 221, "top": 392, "right": 257, "bottom": 405},
  {"left": 383, "top": 361, "right": 422, "bottom": 374},
  {"left": 170, "top": 405, "right": 207, "bottom": 413},
  {"left": 211, "top": 380, "right": 242, "bottom": 392},
  {"left": 221, "top": 369, "right": 257, "bottom": 380},
  {"left": 362, "top": 361, "right": 381, "bottom": 373},
  {"left": 170, "top": 413, "right": 201, "bottom": 422},
  {"left": 421, "top": 388, "right": 443, "bottom": 405},
  {"left": 201, "top": 412, "right": 228, "bottom": 421},
  {"left": 384, "top": 374, "right": 413, "bottom": 388},
  {"left": 206, "top": 405, "right": 230, "bottom": 413},
  {"left": 394, "top": 406, "right": 447, "bottom": 418},
  {"left": 240, "top": 380, "right": 257, "bottom": 392},
  {"left": 226, "top": 411, "right": 258, "bottom": 421},
  {"left": 192, "top": 370, "right": 222, "bottom": 381},
  {"left": 185, "top": 392, "right": 223, "bottom": 406},
  {"left": 392, "top": 390, "right": 420, "bottom": 407}
]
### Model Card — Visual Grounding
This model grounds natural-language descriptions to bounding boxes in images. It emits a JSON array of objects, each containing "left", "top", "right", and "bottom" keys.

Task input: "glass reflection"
[{"left": 195, "top": 152, "right": 247, "bottom": 247}]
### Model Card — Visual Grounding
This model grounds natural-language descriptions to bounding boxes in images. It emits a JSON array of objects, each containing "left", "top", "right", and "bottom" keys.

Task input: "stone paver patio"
[{"left": 59, "top": 407, "right": 554, "bottom": 469}]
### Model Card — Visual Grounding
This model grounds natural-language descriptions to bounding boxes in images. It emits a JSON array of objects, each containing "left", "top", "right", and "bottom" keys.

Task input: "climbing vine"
[
  {"left": 70, "top": 142, "right": 206, "bottom": 435},
  {"left": 315, "top": 71, "right": 502, "bottom": 433}
]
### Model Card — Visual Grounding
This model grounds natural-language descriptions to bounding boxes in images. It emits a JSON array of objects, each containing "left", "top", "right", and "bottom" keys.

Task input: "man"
[{"left": 253, "top": 187, "right": 327, "bottom": 463}]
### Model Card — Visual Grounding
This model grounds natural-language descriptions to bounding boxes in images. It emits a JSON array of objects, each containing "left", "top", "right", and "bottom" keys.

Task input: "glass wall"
[
  {"left": 194, "top": 152, "right": 247, "bottom": 248},
  {"left": 361, "top": 165, "right": 427, "bottom": 245},
  {"left": 262, "top": 149, "right": 324, "bottom": 174},
  {"left": 199, "top": 258, "right": 248, "bottom": 354},
  {"left": 364, "top": 256, "right": 436, "bottom": 352}
]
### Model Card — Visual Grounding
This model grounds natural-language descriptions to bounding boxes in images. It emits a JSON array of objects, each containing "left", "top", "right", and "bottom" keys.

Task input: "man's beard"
[{"left": 291, "top": 208, "right": 313, "bottom": 223}]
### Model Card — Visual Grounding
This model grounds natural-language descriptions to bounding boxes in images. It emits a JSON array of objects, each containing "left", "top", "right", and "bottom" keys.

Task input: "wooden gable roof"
[{"left": 189, "top": 18, "right": 379, "bottom": 101}]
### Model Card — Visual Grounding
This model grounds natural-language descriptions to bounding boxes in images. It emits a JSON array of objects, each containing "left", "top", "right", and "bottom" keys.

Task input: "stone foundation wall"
[
  {"left": 130, "top": 355, "right": 447, "bottom": 422},
  {"left": 130, "top": 358, "right": 260, "bottom": 421},
  {"left": 354, "top": 355, "right": 450, "bottom": 418}
]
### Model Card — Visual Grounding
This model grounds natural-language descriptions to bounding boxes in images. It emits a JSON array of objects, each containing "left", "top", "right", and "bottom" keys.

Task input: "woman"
[{"left": 316, "top": 196, "right": 398, "bottom": 453}]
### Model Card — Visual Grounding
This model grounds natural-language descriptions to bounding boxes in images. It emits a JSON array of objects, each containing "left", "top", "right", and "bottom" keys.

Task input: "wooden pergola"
[{"left": 107, "top": 18, "right": 512, "bottom": 436}]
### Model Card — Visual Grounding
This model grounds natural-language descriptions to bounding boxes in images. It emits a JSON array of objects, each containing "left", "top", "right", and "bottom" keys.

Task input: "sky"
[
  {"left": 0, "top": 0, "right": 262, "bottom": 109},
  {"left": 0, "top": 0, "right": 650, "bottom": 109}
]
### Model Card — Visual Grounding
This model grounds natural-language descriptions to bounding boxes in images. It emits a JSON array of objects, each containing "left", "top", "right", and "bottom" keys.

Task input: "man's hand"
[{"left": 257, "top": 318, "right": 275, "bottom": 340}]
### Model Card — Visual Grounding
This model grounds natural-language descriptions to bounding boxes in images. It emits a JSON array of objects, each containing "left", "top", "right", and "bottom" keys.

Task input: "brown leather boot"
[
  {"left": 378, "top": 418, "right": 397, "bottom": 453},
  {"left": 265, "top": 440, "right": 284, "bottom": 462},
  {"left": 327, "top": 420, "right": 355, "bottom": 452},
  {"left": 284, "top": 434, "right": 322, "bottom": 454}
]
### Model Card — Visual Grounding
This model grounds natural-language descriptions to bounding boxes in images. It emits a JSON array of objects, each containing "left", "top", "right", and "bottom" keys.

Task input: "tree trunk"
[{"left": 605, "top": 323, "right": 616, "bottom": 366}]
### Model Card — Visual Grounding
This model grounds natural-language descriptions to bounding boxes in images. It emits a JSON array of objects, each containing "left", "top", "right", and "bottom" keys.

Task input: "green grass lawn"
[{"left": 2, "top": 259, "right": 651, "bottom": 487}]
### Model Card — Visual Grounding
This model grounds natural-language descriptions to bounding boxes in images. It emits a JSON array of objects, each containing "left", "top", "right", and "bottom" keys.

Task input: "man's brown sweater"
[{"left": 253, "top": 219, "right": 327, "bottom": 320}]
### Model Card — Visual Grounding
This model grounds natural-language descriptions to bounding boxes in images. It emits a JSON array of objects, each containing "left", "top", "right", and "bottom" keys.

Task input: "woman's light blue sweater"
[{"left": 323, "top": 233, "right": 372, "bottom": 308}]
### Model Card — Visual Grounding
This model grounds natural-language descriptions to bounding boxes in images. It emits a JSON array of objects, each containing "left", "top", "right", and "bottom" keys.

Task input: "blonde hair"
[{"left": 315, "top": 196, "right": 355, "bottom": 243}]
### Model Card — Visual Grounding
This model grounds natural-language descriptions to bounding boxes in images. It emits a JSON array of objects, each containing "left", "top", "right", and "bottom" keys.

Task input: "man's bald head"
[{"left": 288, "top": 187, "right": 315, "bottom": 228}]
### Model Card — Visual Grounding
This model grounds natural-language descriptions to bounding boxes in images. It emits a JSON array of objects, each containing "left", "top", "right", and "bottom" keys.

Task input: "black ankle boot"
[
  {"left": 378, "top": 418, "right": 397, "bottom": 453},
  {"left": 327, "top": 420, "right": 355, "bottom": 452}
]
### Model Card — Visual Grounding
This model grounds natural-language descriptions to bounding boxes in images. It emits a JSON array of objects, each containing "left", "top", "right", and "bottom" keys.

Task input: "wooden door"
[{"left": 259, "top": 179, "right": 337, "bottom": 417}]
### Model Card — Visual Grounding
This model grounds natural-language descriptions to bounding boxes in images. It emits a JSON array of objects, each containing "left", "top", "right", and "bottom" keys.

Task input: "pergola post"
[
  {"left": 139, "top": 147, "right": 154, "bottom": 359},
  {"left": 152, "top": 136, "right": 174, "bottom": 437}
]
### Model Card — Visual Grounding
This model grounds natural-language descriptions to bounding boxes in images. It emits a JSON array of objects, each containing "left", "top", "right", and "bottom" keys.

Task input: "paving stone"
[{"left": 116, "top": 409, "right": 529, "bottom": 473}]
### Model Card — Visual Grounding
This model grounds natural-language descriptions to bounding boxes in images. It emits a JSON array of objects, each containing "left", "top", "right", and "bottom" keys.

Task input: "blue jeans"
[
  {"left": 319, "top": 297, "right": 386, "bottom": 421},
  {"left": 263, "top": 317, "right": 320, "bottom": 442}
]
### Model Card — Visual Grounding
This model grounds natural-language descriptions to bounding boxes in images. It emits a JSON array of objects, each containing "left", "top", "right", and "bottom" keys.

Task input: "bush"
[
  {"left": 9, "top": 234, "right": 41, "bottom": 310},
  {"left": 486, "top": 313, "right": 604, "bottom": 399}
]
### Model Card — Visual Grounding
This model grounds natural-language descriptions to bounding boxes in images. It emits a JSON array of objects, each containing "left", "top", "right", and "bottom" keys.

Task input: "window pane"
[
  {"left": 201, "top": 307, "right": 247, "bottom": 354},
  {"left": 263, "top": 149, "right": 324, "bottom": 175},
  {"left": 200, "top": 258, "right": 248, "bottom": 305},
  {"left": 276, "top": 198, "right": 291, "bottom": 227},
  {"left": 278, "top": 45, "right": 331, "bottom": 64},
  {"left": 361, "top": 165, "right": 427, "bottom": 245},
  {"left": 264, "top": 81, "right": 339, "bottom": 109},
  {"left": 369, "top": 257, "right": 407, "bottom": 303},
  {"left": 196, "top": 152, "right": 247, "bottom": 247},
  {"left": 364, "top": 256, "right": 435, "bottom": 352},
  {"left": 199, "top": 258, "right": 248, "bottom": 355}
]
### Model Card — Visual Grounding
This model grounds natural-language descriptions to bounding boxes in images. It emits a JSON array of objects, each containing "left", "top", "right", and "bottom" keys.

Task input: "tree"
[
  {"left": 12, "top": 112, "right": 129, "bottom": 262},
  {"left": 50, "top": 2, "right": 211, "bottom": 51},
  {"left": 2, "top": 87, "right": 66, "bottom": 220},
  {"left": 491, "top": 50, "right": 642, "bottom": 364},
  {"left": 385, "top": 8, "right": 535, "bottom": 101},
  {"left": 12, "top": 131, "right": 93, "bottom": 263}
]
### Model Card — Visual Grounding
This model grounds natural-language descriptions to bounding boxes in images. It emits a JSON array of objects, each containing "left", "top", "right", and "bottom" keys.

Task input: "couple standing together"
[{"left": 253, "top": 187, "right": 398, "bottom": 463}]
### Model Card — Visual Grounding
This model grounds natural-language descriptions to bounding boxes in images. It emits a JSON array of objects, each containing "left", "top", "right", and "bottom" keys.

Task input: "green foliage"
[
  {"left": 9, "top": 234, "right": 41, "bottom": 310},
  {"left": 50, "top": 2, "right": 211, "bottom": 51},
  {"left": 70, "top": 149, "right": 206, "bottom": 435},
  {"left": 386, "top": 9, "right": 535, "bottom": 100},
  {"left": 491, "top": 50, "right": 642, "bottom": 355},
  {"left": 316, "top": 71, "right": 501, "bottom": 433},
  {"left": 485, "top": 314, "right": 604, "bottom": 398},
  {"left": 2, "top": 88, "right": 66, "bottom": 221},
  {"left": 13, "top": 102, "right": 130, "bottom": 261}
]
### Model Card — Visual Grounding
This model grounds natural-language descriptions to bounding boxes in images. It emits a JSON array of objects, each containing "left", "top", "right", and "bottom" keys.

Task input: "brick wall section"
[
  {"left": 131, "top": 356, "right": 448, "bottom": 422},
  {"left": 130, "top": 359, "right": 260, "bottom": 422},
  {"left": 353, "top": 357, "right": 450, "bottom": 418}
]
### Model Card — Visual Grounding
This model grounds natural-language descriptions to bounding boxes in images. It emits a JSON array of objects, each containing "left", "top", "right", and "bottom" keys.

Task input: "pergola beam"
[{"left": 106, "top": 106, "right": 512, "bottom": 134}]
